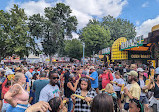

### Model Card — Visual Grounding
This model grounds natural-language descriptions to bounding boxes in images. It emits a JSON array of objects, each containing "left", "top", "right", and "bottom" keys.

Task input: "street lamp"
[{"left": 82, "top": 42, "right": 85, "bottom": 65}]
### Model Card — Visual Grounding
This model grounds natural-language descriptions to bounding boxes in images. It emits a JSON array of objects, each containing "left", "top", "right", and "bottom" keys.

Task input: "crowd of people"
[{"left": 0, "top": 62, "right": 158, "bottom": 112}]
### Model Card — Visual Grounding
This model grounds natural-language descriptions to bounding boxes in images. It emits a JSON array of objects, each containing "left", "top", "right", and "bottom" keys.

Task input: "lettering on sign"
[
  {"left": 131, "top": 54, "right": 151, "bottom": 59},
  {"left": 102, "top": 47, "right": 110, "bottom": 54},
  {"left": 121, "top": 35, "right": 144, "bottom": 50}
]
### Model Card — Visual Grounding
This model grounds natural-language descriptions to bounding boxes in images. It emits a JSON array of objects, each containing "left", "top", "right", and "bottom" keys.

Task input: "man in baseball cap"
[
  {"left": 124, "top": 70, "right": 141, "bottom": 111},
  {"left": 86, "top": 66, "right": 99, "bottom": 93}
]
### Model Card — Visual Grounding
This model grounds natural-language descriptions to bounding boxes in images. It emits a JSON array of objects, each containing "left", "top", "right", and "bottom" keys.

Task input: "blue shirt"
[
  {"left": 32, "top": 71, "right": 40, "bottom": 76},
  {"left": 90, "top": 71, "right": 98, "bottom": 88}
]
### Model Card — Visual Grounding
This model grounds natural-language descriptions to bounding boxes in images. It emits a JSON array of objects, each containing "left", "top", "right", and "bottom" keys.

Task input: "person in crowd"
[
  {"left": 66, "top": 73, "right": 79, "bottom": 112},
  {"left": 1, "top": 75, "right": 13, "bottom": 112},
  {"left": 99, "top": 68, "right": 113, "bottom": 89},
  {"left": 105, "top": 83, "right": 117, "bottom": 99},
  {"left": 112, "top": 71, "right": 125, "bottom": 110},
  {"left": 91, "top": 93, "right": 114, "bottom": 112},
  {"left": 15, "top": 67, "right": 30, "bottom": 92},
  {"left": 4, "top": 72, "right": 29, "bottom": 112},
  {"left": 124, "top": 71, "right": 141, "bottom": 111},
  {"left": 137, "top": 68, "right": 149, "bottom": 112},
  {"left": 71, "top": 77, "right": 97, "bottom": 112},
  {"left": 63, "top": 69, "right": 70, "bottom": 96},
  {"left": 29, "top": 66, "right": 34, "bottom": 74},
  {"left": 146, "top": 73, "right": 159, "bottom": 112},
  {"left": 23, "top": 67, "right": 32, "bottom": 87},
  {"left": 130, "top": 64, "right": 137, "bottom": 71},
  {"left": 96, "top": 65, "right": 103, "bottom": 90},
  {"left": 129, "top": 99, "right": 144, "bottom": 112},
  {"left": 0, "top": 71, "right": 6, "bottom": 111},
  {"left": 48, "top": 97, "right": 67, "bottom": 112},
  {"left": 25, "top": 101, "right": 52, "bottom": 112},
  {"left": 39, "top": 71, "right": 60, "bottom": 102},
  {"left": 86, "top": 66, "right": 99, "bottom": 94},
  {"left": 32, "top": 67, "right": 40, "bottom": 76}
]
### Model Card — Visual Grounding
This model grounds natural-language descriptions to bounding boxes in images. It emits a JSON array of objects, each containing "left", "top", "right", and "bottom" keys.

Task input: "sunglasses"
[
  {"left": 52, "top": 77, "right": 59, "bottom": 80},
  {"left": 81, "top": 78, "right": 89, "bottom": 81}
]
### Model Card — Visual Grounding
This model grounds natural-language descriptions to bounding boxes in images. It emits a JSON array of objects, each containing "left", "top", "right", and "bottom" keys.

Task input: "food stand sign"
[
  {"left": 102, "top": 47, "right": 110, "bottom": 55},
  {"left": 120, "top": 35, "right": 144, "bottom": 51},
  {"left": 128, "top": 51, "right": 152, "bottom": 60}
]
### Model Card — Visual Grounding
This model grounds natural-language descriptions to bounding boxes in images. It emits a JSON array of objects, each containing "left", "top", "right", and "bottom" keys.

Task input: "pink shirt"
[{"left": 100, "top": 73, "right": 113, "bottom": 89}]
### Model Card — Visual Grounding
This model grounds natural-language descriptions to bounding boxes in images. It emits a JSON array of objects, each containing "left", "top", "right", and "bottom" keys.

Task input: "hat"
[
  {"left": 0, "top": 68, "right": 4, "bottom": 72},
  {"left": 23, "top": 67, "right": 28, "bottom": 71},
  {"left": 15, "top": 67, "right": 21, "bottom": 71},
  {"left": 108, "top": 68, "right": 113, "bottom": 72},
  {"left": 137, "top": 68, "right": 144, "bottom": 72},
  {"left": 69, "top": 73, "right": 75, "bottom": 79},
  {"left": 31, "top": 66, "right": 34, "bottom": 68},
  {"left": 5, "top": 70, "right": 14, "bottom": 75},
  {"left": 127, "top": 71, "right": 138, "bottom": 77},
  {"left": 90, "top": 66, "right": 95, "bottom": 70},
  {"left": 130, "top": 64, "right": 137, "bottom": 70}
]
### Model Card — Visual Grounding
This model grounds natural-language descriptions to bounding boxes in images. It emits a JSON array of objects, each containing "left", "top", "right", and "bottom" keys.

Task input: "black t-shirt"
[
  {"left": 64, "top": 71, "right": 70, "bottom": 84},
  {"left": 154, "top": 83, "right": 159, "bottom": 98}
]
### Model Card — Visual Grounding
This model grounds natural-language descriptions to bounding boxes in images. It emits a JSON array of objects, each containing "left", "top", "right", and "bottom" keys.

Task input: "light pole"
[{"left": 82, "top": 42, "right": 85, "bottom": 65}]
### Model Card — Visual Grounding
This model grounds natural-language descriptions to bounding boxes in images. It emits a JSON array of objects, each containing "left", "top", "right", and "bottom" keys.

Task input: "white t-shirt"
[
  {"left": 39, "top": 84, "right": 60, "bottom": 102},
  {"left": 113, "top": 78, "right": 125, "bottom": 91}
]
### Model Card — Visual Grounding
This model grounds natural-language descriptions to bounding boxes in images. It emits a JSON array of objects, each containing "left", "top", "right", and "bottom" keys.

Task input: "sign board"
[
  {"left": 121, "top": 35, "right": 144, "bottom": 51},
  {"left": 102, "top": 47, "right": 110, "bottom": 55},
  {"left": 128, "top": 51, "right": 153, "bottom": 60}
]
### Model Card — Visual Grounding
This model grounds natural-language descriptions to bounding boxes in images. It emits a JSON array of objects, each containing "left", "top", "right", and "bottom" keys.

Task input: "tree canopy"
[
  {"left": 79, "top": 24, "right": 111, "bottom": 57},
  {"left": 64, "top": 39, "right": 82, "bottom": 60},
  {"left": 0, "top": 5, "right": 39, "bottom": 59},
  {"left": 28, "top": 3, "right": 78, "bottom": 62},
  {"left": 101, "top": 15, "right": 136, "bottom": 40}
]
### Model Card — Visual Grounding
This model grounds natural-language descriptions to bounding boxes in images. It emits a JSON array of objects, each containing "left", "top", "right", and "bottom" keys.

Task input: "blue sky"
[{"left": 1, "top": 0, "right": 159, "bottom": 38}]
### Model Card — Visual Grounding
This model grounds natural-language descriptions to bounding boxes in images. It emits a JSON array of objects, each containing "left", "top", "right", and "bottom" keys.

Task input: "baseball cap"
[
  {"left": 90, "top": 66, "right": 95, "bottom": 70},
  {"left": 137, "top": 68, "right": 144, "bottom": 72},
  {"left": 108, "top": 68, "right": 113, "bottom": 72},
  {"left": 127, "top": 71, "right": 138, "bottom": 77}
]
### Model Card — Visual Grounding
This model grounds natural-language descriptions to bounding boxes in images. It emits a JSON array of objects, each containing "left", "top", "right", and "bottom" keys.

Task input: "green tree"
[
  {"left": 0, "top": 5, "right": 39, "bottom": 59},
  {"left": 79, "top": 24, "right": 111, "bottom": 57},
  {"left": 64, "top": 39, "right": 82, "bottom": 60},
  {"left": 101, "top": 15, "right": 136, "bottom": 40},
  {"left": 28, "top": 3, "right": 78, "bottom": 63}
]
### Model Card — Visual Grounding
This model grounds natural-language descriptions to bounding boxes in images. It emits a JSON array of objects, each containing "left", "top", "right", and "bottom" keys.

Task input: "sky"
[{"left": 1, "top": 0, "right": 159, "bottom": 39}]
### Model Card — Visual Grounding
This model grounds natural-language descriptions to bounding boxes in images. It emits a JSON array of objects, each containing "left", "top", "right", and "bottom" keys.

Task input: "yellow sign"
[
  {"left": 111, "top": 37, "right": 128, "bottom": 60},
  {"left": 152, "top": 24, "right": 159, "bottom": 32}
]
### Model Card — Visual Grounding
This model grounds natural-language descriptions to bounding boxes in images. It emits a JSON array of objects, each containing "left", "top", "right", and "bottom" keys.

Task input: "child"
[{"left": 105, "top": 83, "right": 117, "bottom": 99}]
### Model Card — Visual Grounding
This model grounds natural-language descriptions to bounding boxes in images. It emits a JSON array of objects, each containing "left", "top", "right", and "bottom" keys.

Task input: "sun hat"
[
  {"left": 137, "top": 68, "right": 144, "bottom": 72},
  {"left": 127, "top": 71, "right": 138, "bottom": 77}
]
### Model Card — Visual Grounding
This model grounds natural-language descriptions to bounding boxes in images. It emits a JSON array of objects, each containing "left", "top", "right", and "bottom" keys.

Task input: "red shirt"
[
  {"left": 2, "top": 86, "right": 11, "bottom": 103},
  {"left": 100, "top": 72, "right": 113, "bottom": 89}
]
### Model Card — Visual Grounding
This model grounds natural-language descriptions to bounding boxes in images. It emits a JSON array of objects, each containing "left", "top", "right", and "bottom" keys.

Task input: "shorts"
[
  {"left": 6, "top": 104, "right": 28, "bottom": 112},
  {"left": 2, "top": 103, "right": 10, "bottom": 112},
  {"left": 140, "top": 96, "right": 149, "bottom": 104},
  {"left": 116, "top": 91, "right": 121, "bottom": 99}
]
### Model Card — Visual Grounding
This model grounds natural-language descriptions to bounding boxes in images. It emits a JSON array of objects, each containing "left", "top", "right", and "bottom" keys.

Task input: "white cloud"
[
  {"left": 142, "top": 1, "right": 149, "bottom": 8},
  {"left": 20, "top": 0, "right": 51, "bottom": 16},
  {"left": 5, "top": 0, "right": 20, "bottom": 11},
  {"left": 65, "top": 0, "right": 127, "bottom": 18},
  {"left": 72, "top": 32, "right": 79, "bottom": 39},
  {"left": 71, "top": 9, "right": 92, "bottom": 29},
  {"left": 136, "top": 16, "right": 159, "bottom": 38},
  {"left": 135, "top": 20, "right": 140, "bottom": 26}
]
